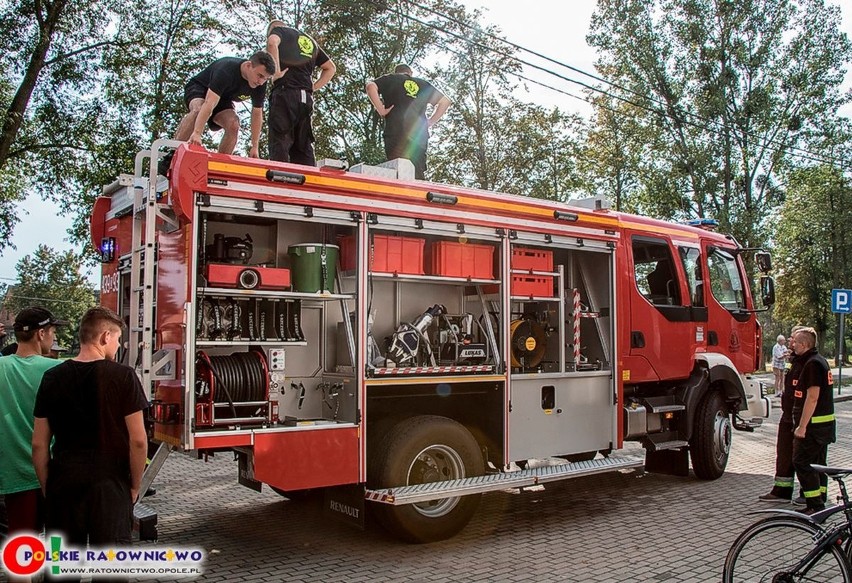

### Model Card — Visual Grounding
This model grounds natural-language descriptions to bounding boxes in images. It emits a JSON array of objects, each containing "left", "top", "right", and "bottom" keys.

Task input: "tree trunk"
[{"left": 0, "top": 0, "right": 68, "bottom": 171}]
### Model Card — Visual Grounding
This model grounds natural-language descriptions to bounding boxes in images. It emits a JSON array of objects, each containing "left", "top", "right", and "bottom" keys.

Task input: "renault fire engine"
[{"left": 92, "top": 140, "right": 773, "bottom": 543}]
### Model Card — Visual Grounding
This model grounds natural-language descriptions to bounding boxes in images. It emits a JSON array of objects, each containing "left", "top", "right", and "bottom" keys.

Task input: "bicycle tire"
[{"left": 723, "top": 515, "right": 852, "bottom": 583}]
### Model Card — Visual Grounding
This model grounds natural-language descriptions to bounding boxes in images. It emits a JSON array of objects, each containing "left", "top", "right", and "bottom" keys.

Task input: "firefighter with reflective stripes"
[
  {"left": 759, "top": 326, "right": 805, "bottom": 503},
  {"left": 791, "top": 327, "right": 835, "bottom": 514}
]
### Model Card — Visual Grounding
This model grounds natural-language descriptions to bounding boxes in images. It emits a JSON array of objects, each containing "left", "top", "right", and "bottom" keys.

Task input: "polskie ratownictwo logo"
[{"left": 2, "top": 533, "right": 205, "bottom": 578}]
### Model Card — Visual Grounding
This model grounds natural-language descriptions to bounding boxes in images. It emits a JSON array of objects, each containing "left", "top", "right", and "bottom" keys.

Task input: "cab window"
[
  {"left": 678, "top": 247, "right": 704, "bottom": 307},
  {"left": 632, "top": 237, "right": 682, "bottom": 306},
  {"left": 707, "top": 247, "right": 747, "bottom": 310}
]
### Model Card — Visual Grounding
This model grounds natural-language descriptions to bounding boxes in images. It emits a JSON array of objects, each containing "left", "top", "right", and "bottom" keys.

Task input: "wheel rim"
[
  {"left": 724, "top": 517, "right": 850, "bottom": 582},
  {"left": 713, "top": 409, "right": 732, "bottom": 464},
  {"left": 405, "top": 444, "right": 465, "bottom": 518}
]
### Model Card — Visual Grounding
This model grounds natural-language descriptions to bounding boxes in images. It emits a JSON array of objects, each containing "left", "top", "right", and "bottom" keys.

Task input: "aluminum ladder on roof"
[{"left": 127, "top": 139, "right": 182, "bottom": 398}]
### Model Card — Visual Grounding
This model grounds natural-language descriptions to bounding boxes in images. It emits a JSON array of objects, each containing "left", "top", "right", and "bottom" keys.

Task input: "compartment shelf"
[
  {"left": 510, "top": 295, "right": 561, "bottom": 303},
  {"left": 369, "top": 273, "right": 499, "bottom": 286},
  {"left": 196, "top": 340, "right": 308, "bottom": 347},
  {"left": 198, "top": 287, "right": 353, "bottom": 301},
  {"left": 510, "top": 269, "right": 560, "bottom": 277}
]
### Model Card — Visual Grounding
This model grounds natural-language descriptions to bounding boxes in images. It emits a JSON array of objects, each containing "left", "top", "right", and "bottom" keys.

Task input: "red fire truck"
[{"left": 92, "top": 140, "right": 773, "bottom": 543}]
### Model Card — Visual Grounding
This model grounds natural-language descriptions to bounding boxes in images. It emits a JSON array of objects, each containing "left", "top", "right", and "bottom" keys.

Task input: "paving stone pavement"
[
  {"left": 7, "top": 400, "right": 850, "bottom": 583},
  {"left": 129, "top": 399, "right": 852, "bottom": 583}
]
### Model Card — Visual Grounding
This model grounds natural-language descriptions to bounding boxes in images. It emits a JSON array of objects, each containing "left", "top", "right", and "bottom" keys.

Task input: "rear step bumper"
[{"left": 365, "top": 454, "right": 644, "bottom": 505}]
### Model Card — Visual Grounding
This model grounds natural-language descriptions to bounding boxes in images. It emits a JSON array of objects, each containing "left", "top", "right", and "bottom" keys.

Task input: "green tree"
[
  {"left": 6, "top": 245, "right": 97, "bottom": 350},
  {"left": 587, "top": 0, "right": 851, "bottom": 250},
  {"left": 0, "top": 0, "right": 133, "bottom": 251},
  {"left": 429, "top": 19, "right": 586, "bottom": 198},
  {"left": 58, "top": 0, "right": 226, "bottom": 246},
  {"left": 773, "top": 164, "right": 852, "bottom": 353}
]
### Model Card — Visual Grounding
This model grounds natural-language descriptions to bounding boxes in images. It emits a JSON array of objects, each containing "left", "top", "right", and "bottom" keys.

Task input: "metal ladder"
[{"left": 127, "top": 139, "right": 182, "bottom": 398}]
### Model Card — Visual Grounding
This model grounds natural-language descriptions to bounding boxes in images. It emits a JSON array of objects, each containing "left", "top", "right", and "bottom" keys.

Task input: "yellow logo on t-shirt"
[
  {"left": 238, "top": 94, "right": 249, "bottom": 101},
  {"left": 404, "top": 79, "right": 420, "bottom": 98},
  {"left": 298, "top": 35, "right": 314, "bottom": 58}
]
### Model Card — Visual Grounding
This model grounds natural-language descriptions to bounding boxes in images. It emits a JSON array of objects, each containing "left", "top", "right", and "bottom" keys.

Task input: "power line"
[
  {"left": 389, "top": 0, "right": 850, "bottom": 170},
  {"left": 407, "top": 0, "right": 849, "bottom": 168}
]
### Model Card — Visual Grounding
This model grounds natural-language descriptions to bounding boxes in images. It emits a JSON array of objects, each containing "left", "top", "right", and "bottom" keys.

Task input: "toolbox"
[
  {"left": 339, "top": 234, "right": 426, "bottom": 274},
  {"left": 429, "top": 241, "right": 495, "bottom": 279}
]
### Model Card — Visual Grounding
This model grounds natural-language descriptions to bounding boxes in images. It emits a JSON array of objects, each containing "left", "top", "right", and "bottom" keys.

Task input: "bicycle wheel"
[{"left": 723, "top": 516, "right": 852, "bottom": 582}]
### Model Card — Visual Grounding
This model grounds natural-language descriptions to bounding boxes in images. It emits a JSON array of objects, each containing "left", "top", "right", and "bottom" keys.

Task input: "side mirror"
[
  {"left": 755, "top": 252, "right": 772, "bottom": 274},
  {"left": 760, "top": 276, "right": 776, "bottom": 307}
]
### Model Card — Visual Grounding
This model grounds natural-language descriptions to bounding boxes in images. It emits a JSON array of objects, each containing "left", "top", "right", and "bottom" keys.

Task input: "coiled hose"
[{"left": 197, "top": 351, "right": 268, "bottom": 418}]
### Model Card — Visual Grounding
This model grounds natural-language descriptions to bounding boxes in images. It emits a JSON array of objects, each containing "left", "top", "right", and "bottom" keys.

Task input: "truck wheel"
[
  {"left": 689, "top": 390, "right": 731, "bottom": 480},
  {"left": 369, "top": 415, "right": 485, "bottom": 543}
]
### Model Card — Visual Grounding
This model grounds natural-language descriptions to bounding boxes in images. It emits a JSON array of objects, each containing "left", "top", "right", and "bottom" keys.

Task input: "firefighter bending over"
[{"left": 171, "top": 52, "right": 275, "bottom": 163}]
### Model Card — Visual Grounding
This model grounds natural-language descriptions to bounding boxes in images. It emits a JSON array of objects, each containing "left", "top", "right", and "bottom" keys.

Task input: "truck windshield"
[{"left": 707, "top": 247, "right": 747, "bottom": 311}]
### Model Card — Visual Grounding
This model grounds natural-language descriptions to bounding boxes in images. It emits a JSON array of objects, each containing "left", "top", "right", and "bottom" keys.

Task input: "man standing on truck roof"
[
  {"left": 790, "top": 327, "right": 835, "bottom": 514},
  {"left": 366, "top": 64, "right": 452, "bottom": 180},
  {"left": 266, "top": 19, "right": 336, "bottom": 166},
  {"left": 170, "top": 52, "right": 275, "bottom": 165}
]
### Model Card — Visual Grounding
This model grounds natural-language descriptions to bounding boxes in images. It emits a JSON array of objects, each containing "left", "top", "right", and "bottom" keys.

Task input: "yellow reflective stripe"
[
  {"left": 206, "top": 161, "right": 632, "bottom": 230},
  {"left": 810, "top": 414, "right": 835, "bottom": 424},
  {"left": 803, "top": 490, "right": 822, "bottom": 498}
]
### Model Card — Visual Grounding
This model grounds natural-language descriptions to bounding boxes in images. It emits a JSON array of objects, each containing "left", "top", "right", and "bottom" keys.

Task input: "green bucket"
[{"left": 288, "top": 243, "right": 339, "bottom": 293}]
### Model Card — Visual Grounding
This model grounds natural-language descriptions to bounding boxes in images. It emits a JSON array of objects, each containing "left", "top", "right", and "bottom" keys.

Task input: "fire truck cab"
[{"left": 92, "top": 141, "right": 773, "bottom": 542}]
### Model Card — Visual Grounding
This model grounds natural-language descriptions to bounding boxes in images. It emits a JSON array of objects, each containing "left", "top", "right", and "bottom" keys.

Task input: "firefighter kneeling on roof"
[{"left": 790, "top": 327, "right": 836, "bottom": 514}]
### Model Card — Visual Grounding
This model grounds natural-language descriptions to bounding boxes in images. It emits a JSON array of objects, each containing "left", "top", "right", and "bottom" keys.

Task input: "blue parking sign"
[{"left": 832, "top": 289, "right": 852, "bottom": 313}]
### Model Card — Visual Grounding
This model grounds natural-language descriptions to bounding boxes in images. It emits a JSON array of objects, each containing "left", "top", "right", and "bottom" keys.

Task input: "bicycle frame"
[{"left": 745, "top": 472, "right": 852, "bottom": 577}]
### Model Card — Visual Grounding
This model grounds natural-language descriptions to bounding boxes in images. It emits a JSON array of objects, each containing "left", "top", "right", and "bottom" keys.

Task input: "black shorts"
[{"left": 184, "top": 81, "right": 233, "bottom": 131}]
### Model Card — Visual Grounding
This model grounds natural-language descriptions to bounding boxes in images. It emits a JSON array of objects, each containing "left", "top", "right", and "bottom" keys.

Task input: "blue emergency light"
[
  {"left": 685, "top": 218, "right": 719, "bottom": 229},
  {"left": 100, "top": 237, "right": 116, "bottom": 263}
]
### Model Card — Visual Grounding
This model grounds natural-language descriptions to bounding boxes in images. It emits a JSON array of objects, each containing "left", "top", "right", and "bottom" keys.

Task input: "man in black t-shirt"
[
  {"left": 790, "top": 327, "right": 835, "bottom": 514},
  {"left": 366, "top": 64, "right": 452, "bottom": 180},
  {"left": 32, "top": 307, "right": 149, "bottom": 545},
  {"left": 173, "top": 51, "right": 275, "bottom": 160},
  {"left": 266, "top": 20, "right": 336, "bottom": 166}
]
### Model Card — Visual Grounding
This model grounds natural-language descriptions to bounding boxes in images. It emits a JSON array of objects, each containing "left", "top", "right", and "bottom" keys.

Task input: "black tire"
[
  {"left": 368, "top": 415, "right": 485, "bottom": 543},
  {"left": 723, "top": 516, "right": 852, "bottom": 582},
  {"left": 689, "top": 390, "right": 731, "bottom": 480}
]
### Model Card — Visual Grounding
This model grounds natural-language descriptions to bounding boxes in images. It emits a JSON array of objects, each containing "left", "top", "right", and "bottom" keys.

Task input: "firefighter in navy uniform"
[
  {"left": 790, "top": 327, "right": 835, "bottom": 514},
  {"left": 266, "top": 19, "right": 336, "bottom": 166},
  {"left": 759, "top": 326, "right": 805, "bottom": 502},
  {"left": 366, "top": 64, "right": 452, "bottom": 180}
]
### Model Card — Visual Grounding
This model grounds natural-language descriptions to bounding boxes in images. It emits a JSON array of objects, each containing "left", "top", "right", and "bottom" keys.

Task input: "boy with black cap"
[{"left": 0, "top": 307, "right": 66, "bottom": 540}]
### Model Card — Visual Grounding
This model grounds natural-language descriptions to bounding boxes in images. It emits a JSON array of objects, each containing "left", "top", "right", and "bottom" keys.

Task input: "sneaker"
[
  {"left": 758, "top": 493, "right": 790, "bottom": 503},
  {"left": 800, "top": 506, "right": 825, "bottom": 516},
  {"left": 792, "top": 496, "right": 807, "bottom": 507}
]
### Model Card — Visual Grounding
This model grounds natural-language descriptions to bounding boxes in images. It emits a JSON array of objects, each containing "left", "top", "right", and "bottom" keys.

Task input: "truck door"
[
  {"left": 703, "top": 244, "right": 755, "bottom": 372},
  {"left": 628, "top": 235, "right": 694, "bottom": 381}
]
